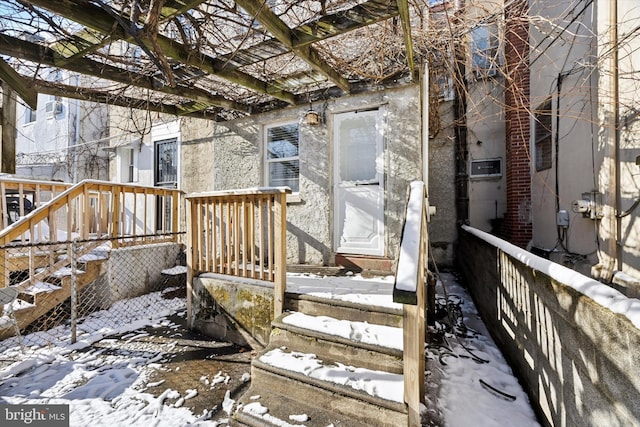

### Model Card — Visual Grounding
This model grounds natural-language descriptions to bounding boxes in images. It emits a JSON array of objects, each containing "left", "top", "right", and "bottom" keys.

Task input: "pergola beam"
[
  {"left": 235, "top": 0, "right": 352, "bottom": 93},
  {"left": 0, "top": 58, "right": 37, "bottom": 109},
  {"left": 396, "top": 0, "right": 416, "bottom": 81},
  {"left": 51, "top": 0, "right": 208, "bottom": 66},
  {"left": 32, "top": 80, "right": 218, "bottom": 120},
  {"left": 25, "top": 0, "right": 297, "bottom": 105},
  {"left": 0, "top": 34, "right": 250, "bottom": 113}
]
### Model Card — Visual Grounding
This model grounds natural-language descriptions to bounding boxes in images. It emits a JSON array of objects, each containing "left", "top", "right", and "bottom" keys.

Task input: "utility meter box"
[{"left": 557, "top": 210, "right": 569, "bottom": 228}]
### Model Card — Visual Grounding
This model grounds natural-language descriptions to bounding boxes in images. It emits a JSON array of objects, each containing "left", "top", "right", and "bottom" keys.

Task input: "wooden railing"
[
  {"left": 0, "top": 179, "right": 182, "bottom": 289},
  {"left": 0, "top": 178, "right": 72, "bottom": 229},
  {"left": 186, "top": 187, "right": 291, "bottom": 317},
  {"left": 393, "top": 181, "right": 427, "bottom": 427}
]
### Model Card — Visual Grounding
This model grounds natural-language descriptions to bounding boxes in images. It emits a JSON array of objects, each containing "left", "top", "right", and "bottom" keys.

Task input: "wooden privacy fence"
[
  {"left": 393, "top": 181, "right": 427, "bottom": 427},
  {"left": 186, "top": 187, "right": 290, "bottom": 316},
  {"left": 0, "top": 179, "right": 182, "bottom": 289}
]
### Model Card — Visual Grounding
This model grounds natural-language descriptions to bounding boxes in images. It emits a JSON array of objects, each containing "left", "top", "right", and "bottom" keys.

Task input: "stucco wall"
[
  {"left": 429, "top": 101, "right": 457, "bottom": 264},
  {"left": 466, "top": 78, "right": 507, "bottom": 234},
  {"left": 457, "top": 226, "right": 640, "bottom": 427},
  {"left": 177, "top": 85, "right": 458, "bottom": 268}
]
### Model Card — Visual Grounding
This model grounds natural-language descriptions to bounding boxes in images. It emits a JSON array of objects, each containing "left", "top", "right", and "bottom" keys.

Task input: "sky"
[{"left": 0, "top": 271, "right": 540, "bottom": 427}]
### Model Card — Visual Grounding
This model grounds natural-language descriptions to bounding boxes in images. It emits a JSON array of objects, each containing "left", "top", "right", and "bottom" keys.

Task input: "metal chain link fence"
[{"left": 0, "top": 235, "right": 187, "bottom": 356}]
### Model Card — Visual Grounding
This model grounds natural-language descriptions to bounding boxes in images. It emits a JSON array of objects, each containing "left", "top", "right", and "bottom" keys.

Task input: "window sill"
[{"left": 286, "top": 193, "right": 302, "bottom": 204}]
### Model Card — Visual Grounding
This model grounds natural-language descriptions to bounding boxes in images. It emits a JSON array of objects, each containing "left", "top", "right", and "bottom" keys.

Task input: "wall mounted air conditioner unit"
[{"left": 45, "top": 100, "right": 62, "bottom": 119}]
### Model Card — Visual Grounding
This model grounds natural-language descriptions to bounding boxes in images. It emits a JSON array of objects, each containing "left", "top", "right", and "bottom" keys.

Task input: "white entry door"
[{"left": 334, "top": 109, "right": 385, "bottom": 256}]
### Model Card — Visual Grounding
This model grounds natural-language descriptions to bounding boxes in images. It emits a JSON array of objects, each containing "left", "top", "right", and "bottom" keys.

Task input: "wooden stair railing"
[
  {"left": 0, "top": 179, "right": 183, "bottom": 289},
  {"left": 186, "top": 187, "right": 291, "bottom": 320},
  {"left": 393, "top": 181, "right": 428, "bottom": 427},
  {"left": 0, "top": 178, "right": 72, "bottom": 230}
]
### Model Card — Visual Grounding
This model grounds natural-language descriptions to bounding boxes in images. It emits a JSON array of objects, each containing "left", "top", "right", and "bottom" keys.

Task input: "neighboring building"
[
  {"left": 15, "top": 70, "right": 109, "bottom": 182},
  {"left": 463, "top": 0, "right": 640, "bottom": 293}
]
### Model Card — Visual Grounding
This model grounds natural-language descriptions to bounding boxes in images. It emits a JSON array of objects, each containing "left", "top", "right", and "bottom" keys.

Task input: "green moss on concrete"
[{"left": 194, "top": 277, "right": 275, "bottom": 347}]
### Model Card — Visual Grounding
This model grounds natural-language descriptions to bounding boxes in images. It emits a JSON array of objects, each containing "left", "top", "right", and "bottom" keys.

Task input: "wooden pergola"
[{"left": 0, "top": 0, "right": 427, "bottom": 172}]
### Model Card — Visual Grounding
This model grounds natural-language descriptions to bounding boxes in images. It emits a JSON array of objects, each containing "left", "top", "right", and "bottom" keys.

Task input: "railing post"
[
  {"left": 70, "top": 239, "right": 78, "bottom": 344},
  {"left": 186, "top": 197, "right": 194, "bottom": 328},
  {"left": 273, "top": 192, "right": 287, "bottom": 318},
  {"left": 0, "top": 181, "right": 8, "bottom": 229},
  {"left": 111, "top": 185, "right": 121, "bottom": 248},
  {"left": 404, "top": 201, "right": 427, "bottom": 427},
  {"left": 172, "top": 191, "right": 179, "bottom": 241},
  {"left": 0, "top": 239, "right": 7, "bottom": 288},
  {"left": 393, "top": 181, "right": 427, "bottom": 427}
]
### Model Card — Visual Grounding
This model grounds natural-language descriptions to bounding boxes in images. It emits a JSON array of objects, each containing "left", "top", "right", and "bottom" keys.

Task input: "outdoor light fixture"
[
  {"left": 304, "top": 96, "right": 320, "bottom": 126},
  {"left": 305, "top": 109, "right": 320, "bottom": 126}
]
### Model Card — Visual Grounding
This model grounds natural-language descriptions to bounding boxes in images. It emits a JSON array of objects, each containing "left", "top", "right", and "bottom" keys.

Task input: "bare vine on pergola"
[{"left": 0, "top": 0, "right": 634, "bottom": 139}]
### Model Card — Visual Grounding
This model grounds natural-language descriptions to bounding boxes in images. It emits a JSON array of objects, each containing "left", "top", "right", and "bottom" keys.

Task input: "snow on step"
[
  {"left": 259, "top": 348, "right": 404, "bottom": 403},
  {"left": 6, "top": 298, "right": 35, "bottom": 312},
  {"left": 282, "top": 312, "right": 403, "bottom": 351},
  {"left": 242, "top": 401, "right": 307, "bottom": 427},
  {"left": 161, "top": 266, "right": 187, "bottom": 275},
  {"left": 50, "top": 267, "right": 84, "bottom": 278},
  {"left": 21, "top": 281, "right": 62, "bottom": 295}
]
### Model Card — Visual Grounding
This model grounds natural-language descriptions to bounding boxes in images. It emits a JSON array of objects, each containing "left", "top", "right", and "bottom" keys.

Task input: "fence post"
[
  {"left": 0, "top": 241, "right": 6, "bottom": 288},
  {"left": 186, "top": 198, "right": 194, "bottom": 328},
  {"left": 70, "top": 239, "right": 78, "bottom": 344},
  {"left": 273, "top": 192, "right": 287, "bottom": 318}
]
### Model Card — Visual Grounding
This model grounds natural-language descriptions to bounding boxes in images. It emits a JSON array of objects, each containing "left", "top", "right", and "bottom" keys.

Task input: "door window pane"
[{"left": 339, "top": 114, "right": 378, "bottom": 182}]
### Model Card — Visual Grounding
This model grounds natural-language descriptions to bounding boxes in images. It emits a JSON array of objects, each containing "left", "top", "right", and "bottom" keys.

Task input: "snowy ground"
[
  {"left": 424, "top": 272, "right": 540, "bottom": 427},
  {"left": 0, "top": 272, "right": 540, "bottom": 426}
]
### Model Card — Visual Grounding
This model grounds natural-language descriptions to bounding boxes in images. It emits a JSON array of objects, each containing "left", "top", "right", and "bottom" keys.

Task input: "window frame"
[
  {"left": 154, "top": 137, "right": 178, "bottom": 187},
  {"left": 24, "top": 107, "right": 36, "bottom": 124},
  {"left": 264, "top": 121, "right": 300, "bottom": 195},
  {"left": 470, "top": 23, "right": 502, "bottom": 78},
  {"left": 119, "top": 146, "right": 138, "bottom": 183},
  {"left": 534, "top": 98, "right": 553, "bottom": 172}
]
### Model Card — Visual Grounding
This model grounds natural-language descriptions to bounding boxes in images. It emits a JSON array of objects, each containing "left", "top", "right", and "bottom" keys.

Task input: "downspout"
[
  {"left": 454, "top": 55, "right": 469, "bottom": 224},
  {"left": 72, "top": 75, "right": 80, "bottom": 183},
  {"left": 612, "top": 0, "right": 622, "bottom": 271},
  {"left": 555, "top": 74, "right": 564, "bottom": 248},
  {"left": 422, "top": 61, "right": 429, "bottom": 187}
]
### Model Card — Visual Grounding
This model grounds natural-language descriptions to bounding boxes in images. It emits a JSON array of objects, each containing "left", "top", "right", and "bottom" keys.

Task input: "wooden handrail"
[
  {"left": 186, "top": 187, "right": 291, "bottom": 319},
  {"left": 393, "top": 181, "right": 427, "bottom": 427},
  {"left": 0, "top": 179, "right": 183, "bottom": 288},
  {"left": 0, "top": 178, "right": 72, "bottom": 229}
]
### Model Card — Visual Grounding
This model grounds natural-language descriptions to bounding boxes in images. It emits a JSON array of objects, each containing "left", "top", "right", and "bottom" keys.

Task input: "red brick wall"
[{"left": 503, "top": 0, "right": 532, "bottom": 248}]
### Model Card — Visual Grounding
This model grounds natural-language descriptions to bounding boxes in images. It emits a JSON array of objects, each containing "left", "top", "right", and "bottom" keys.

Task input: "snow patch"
[{"left": 282, "top": 312, "right": 402, "bottom": 351}]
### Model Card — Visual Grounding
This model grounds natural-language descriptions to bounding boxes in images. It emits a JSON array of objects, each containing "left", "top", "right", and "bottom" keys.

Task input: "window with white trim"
[
  {"left": 534, "top": 99, "right": 553, "bottom": 171},
  {"left": 155, "top": 138, "right": 177, "bottom": 186},
  {"left": 24, "top": 107, "right": 36, "bottom": 124},
  {"left": 471, "top": 23, "right": 502, "bottom": 78},
  {"left": 119, "top": 147, "right": 138, "bottom": 183},
  {"left": 265, "top": 122, "right": 299, "bottom": 192}
]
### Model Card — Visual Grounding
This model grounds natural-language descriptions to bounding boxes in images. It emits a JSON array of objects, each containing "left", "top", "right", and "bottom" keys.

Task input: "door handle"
[{"left": 355, "top": 182, "right": 379, "bottom": 186}]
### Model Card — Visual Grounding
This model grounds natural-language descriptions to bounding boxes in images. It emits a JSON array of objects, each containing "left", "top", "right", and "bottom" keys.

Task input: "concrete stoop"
[{"left": 231, "top": 297, "right": 407, "bottom": 426}]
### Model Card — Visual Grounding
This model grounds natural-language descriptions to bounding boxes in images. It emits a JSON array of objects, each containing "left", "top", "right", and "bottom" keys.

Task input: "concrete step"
[
  {"left": 236, "top": 350, "right": 407, "bottom": 427},
  {"left": 284, "top": 293, "right": 403, "bottom": 328},
  {"left": 271, "top": 312, "right": 403, "bottom": 374},
  {"left": 231, "top": 386, "right": 373, "bottom": 427}
]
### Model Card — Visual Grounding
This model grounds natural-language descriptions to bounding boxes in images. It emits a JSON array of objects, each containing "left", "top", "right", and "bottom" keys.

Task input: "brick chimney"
[{"left": 503, "top": 0, "right": 532, "bottom": 248}]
